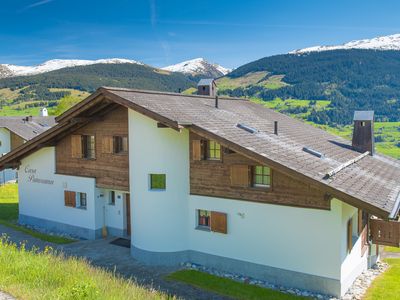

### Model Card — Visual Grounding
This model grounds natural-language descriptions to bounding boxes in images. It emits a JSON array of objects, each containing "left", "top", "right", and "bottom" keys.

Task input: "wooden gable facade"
[
  {"left": 56, "top": 106, "right": 129, "bottom": 191},
  {"left": 189, "top": 132, "right": 330, "bottom": 210}
]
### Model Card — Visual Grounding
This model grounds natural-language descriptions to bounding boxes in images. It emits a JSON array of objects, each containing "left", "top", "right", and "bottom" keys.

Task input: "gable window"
[
  {"left": 78, "top": 192, "right": 87, "bottom": 209},
  {"left": 150, "top": 174, "right": 166, "bottom": 190},
  {"left": 113, "top": 136, "right": 128, "bottom": 154},
  {"left": 82, "top": 135, "right": 95, "bottom": 159},
  {"left": 109, "top": 191, "right": 116, "bottom": 205},
  {"left": 207, "top": 140, "right": 221, "bottom": 160},
  {"left": 252, "top": 166, "right": 271, "bottom": 188}
]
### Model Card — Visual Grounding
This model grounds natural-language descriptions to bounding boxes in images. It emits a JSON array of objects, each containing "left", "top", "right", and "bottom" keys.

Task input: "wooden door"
[{"left": 126, "top": 194, "right": 131, "bottom": 236}]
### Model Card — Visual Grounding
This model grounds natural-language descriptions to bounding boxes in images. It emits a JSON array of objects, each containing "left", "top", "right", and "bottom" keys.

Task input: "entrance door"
[{"left": 125, "top": 194, "right": 131, "bottom": 236}]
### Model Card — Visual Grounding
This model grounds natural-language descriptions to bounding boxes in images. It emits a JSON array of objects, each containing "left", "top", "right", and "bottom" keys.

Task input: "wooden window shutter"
[
  {"left": 64, "top": 191, "right": 76, "bottom": 207},
  {"left": 71, "top": 135, "right": 82, "bottom": 158},
  {"left": 347, "top": 219, "right": 353, "bottom": 253},
  {"left": 211, "top": 211, "right": 227, "bottom": 234},
  {"left": 102, "top": 136, "right": 113, "bottom": 154},
  {"left": 230, "top": 165, "right": 249, "bottom": 187},
  {"left": 192, "top": 140, "right": 202, "bottom": 161}
]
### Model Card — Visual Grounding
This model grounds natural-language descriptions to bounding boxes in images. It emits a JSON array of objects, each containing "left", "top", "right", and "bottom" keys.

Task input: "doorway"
[{"left": 125, "top": 193, "right": 131, "bottom": 236}]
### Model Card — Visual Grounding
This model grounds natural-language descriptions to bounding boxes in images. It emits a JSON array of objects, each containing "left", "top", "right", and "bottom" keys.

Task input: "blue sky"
[{"left": 1, "top": 0, "right": 400, "bottom": 68}]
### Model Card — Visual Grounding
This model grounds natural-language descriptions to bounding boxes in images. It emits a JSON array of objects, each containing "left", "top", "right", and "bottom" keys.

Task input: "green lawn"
[
  {"left": 0, "top": 184, "right": 74, "bottom": 244},
  {"left": 0, "top": 236, "right": 170, "bottom": 300},
  {"left": 384, "top": 246, "right": 400, "bottom": 253},
  {"left": 167, "top": 269, "right": 306, "bottom": 300},
  {"left": 364, "top": 258, "right": 400, "bottom": 300}
]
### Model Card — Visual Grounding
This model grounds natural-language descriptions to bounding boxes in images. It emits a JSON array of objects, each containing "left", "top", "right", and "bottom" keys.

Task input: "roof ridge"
[{"left": 101, "top": 86, "right": 248, "bottom": 102}]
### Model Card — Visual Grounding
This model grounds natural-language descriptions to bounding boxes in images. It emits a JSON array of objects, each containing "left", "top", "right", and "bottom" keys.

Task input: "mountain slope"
[
  {"left": 0, "top": 58, "right": 142, "bottom": 78},
  {"left": 218, "top": 49, "right": 400, "bottom": 125},
  {"left": 0, "top": 63, "right": 196, "bottom": 104},
  {"left": 291, "top": 33, "right": 400, "bottom": 53},
  {"left": 162, "top": 58, "right": 230, "bottom": 77}
]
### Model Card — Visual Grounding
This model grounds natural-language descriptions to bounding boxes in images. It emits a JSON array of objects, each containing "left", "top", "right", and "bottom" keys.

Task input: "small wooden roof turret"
[
  {"left": 197, "top": 78, "right": 217, "bottom": 97},
  {"left": 352, "top": 111, "right": 374, "bottom": 155}
]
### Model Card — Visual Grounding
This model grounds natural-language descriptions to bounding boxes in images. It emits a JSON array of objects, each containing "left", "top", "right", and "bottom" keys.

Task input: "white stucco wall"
[
  {"left": 340, "top": 203, "right": 368, "bottom": 294},
  {"left": 189, "top": 196, "right": 344, "bottom": 280},
  {"left": 0, "top": 128, "right": 16, "bottom": 183},
  {"left": 18, "top": 147, "right": 97, "bottom": 230},
  {"left": 129, "top": 109, "right": 189, "bottom": 252}
]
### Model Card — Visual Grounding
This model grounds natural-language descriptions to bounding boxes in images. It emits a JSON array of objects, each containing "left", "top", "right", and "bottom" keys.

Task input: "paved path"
[{"left": 0, "top": 225, "right": 229, "bottom": 300}]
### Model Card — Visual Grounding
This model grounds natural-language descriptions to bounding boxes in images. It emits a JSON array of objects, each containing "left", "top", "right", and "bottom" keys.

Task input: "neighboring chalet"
[
  {"left": 0, "top": 86, "right": 399, "bottom": 297},
  {"left": 0, "top": 115, "right": 55, "bottom": 183}
]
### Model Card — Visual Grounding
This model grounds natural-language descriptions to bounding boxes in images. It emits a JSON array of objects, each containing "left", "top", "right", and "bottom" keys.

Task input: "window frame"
[
  {"left": 149, "top": 174, "right": 166, "bottom": 191},
  {"left": 206, "top": 140, "right": 221, "bottom": 161},
  {"left": 77, "top": 192, "right": 87, "bottom": 210},
  {"left": 113, "top": 136, "right": 128, "bottom": 154},
  {"left": 197, "top": 209, "right": 211, "bottom": 231},
  {"left": 251, "top": 165, "right": 271, "bottom": 188},
  {"left": 109, "top": 191, "right": 116, "bottom": 205},
  {"left": 81, "top": 135, "right": 96, "bottom": 159}
]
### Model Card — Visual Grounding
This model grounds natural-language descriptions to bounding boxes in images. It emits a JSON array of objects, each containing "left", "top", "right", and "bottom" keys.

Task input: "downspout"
[{"left": 389, "top": 192, "right": 400, "bottom": 220}]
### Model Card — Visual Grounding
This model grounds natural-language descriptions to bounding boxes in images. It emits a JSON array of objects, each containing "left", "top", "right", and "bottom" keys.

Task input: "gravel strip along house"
[
  {"left": 0, "top": 114, "right": 55, "bottom": 183},
  {"left": 0, "top": 84, "right": 399, "bottom": 297}
]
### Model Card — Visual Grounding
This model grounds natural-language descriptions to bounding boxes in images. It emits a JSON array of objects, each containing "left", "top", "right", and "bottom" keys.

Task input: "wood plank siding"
[
  {"left": 190, "top": 132, "right": 330, "bottom": 210},
  {"left": 10, "top": 132, "right": 25, "bottom": 150},
  {"left": 56, "top": 106, "right": 129, "bottom": 191}
]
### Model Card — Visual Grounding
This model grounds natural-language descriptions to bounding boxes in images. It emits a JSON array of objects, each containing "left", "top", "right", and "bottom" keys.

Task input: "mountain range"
[{"left": 0, "top": 57, "right": 228, "bottom": 79}]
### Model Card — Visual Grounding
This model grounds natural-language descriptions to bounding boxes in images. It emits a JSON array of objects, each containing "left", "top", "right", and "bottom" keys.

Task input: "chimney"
[
  {"left": 274, "top": 121, "right": 278, "bottom": 135},
  {"left": 197, "top": 78, "right": 216, "bottom": 97},
  {"left": 24, "top": 116, "right": 33, "bottom": 122},
  {"left": 352, "top": 111, "right": 374, "bottom": 155},
  {"left": 40, "top": 107, "right": 48, "bottom": 117}
]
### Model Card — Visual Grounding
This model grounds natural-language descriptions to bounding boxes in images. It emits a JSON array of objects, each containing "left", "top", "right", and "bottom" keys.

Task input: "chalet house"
[
  {"left": 0, "top": 87, "right": 399, "bottom": 297},
  {"left": 0, "top": 115, "right": 55, "bottom": 183}
]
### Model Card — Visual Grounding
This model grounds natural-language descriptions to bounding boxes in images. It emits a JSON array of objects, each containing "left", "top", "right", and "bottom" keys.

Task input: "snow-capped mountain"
[
  {"left": 162, "top": 58, "right": 231, "bottom": 77},
  {"left": 0, "top": 58, "right": 143, "bottom": 78},
  {"left": 291, "top": 33, "right": 400, "bottom": 54}
]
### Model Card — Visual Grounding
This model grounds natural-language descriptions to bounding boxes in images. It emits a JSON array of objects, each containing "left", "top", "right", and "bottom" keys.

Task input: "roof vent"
[
  {"left": 274, "top": 121, "right": 278, "bottom": 135},
  {"left": 303, "top": 147, "right": 324, "bottom": 158},
  {"left": 237, "top": 123, "right": 259, "bottom": 134}
]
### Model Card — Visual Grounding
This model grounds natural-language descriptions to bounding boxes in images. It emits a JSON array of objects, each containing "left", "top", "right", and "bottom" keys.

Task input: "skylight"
[{"left": 236, "top": 123, "right": 259, "bottom": 134}]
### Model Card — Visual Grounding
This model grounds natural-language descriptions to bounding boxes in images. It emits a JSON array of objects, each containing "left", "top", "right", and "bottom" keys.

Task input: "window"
[
  {"left": 64, "top": 190, "right": 86, "bottom": 210},
  {"left": 109, "top": 191, "right": 116, "bottom": 205},
  {"left": 82, "top": 135, "right": 95, "bottom": 159},
  {"left": 207, "top": 140, "right": 221, "bottom": 160},
  {"left": 196, "top": 210, "right": 227, "bottom": 234},
  {"left": 113, "top": 136, "right": 128, "bottom": 154},
  {"left": 150, "top": 174, "right": 166, "bottom": 190},
  {"left": 78, "top": 192, "right": 87, "bottom": 209},
  {"left": 197, "top": 210, "right": 211, "bottom": 229},
  {"left": 252, "top": 166, "right": 271, "bottom": 188}
]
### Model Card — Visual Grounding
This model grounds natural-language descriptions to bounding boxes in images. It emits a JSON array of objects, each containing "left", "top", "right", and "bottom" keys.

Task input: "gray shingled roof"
[
  {"left": 104, "top": 88, "right": 400, "bottom": 217},
  {"left": 354, "top": 111, "right": 374, "bottom": 121},
  {"left": 0, "top": 116, "right": 56, "bottom": 140},
  {"left": 197, "top": 78, "right": 215, "bottom": 86}
]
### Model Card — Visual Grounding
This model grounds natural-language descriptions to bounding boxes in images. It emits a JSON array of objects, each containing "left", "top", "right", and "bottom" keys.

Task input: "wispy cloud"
[
  {"left": 24, "top": 0, "right": 54, "bottom": 10},
  {"left": 149, "top": 0, "right": 157, "bottom": 27}
]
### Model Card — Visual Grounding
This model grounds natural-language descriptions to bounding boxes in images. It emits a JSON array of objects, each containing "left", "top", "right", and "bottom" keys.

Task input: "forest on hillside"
[{"left": 221, "top": 49, "right": 400, "bottom": 125}]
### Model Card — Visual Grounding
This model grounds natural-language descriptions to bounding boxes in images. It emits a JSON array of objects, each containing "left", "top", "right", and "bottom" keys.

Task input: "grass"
[
  {"left": 364, "top": 258, "right": 400, "bottom": 300},
  {"left": 0, "top": 236, "right": 171, "bottom": 300},
  {"left": 0, "top": 184, "right": 74, "bottom": 244},
  {"left": 167, "top": 269, "right": 306, "bottom": 300},
  {"left": 384, "top": 246, "right": 400, "bottom": 253}
]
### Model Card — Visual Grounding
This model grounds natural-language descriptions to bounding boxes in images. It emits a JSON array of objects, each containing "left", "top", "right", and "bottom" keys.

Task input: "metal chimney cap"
[{"left": 353, "top": 111, "right": 374, "bottom": 121}]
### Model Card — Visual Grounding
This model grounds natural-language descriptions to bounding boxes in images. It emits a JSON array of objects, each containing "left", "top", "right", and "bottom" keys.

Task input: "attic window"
[
  {"left": 302, "top": 147, "right": 324, "bottom": 158},
  {"left": 237, "top": 123, "right": 259, "bottom": 134}
]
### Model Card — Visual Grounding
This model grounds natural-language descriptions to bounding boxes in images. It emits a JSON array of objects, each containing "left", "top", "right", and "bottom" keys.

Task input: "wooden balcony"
[{"left": 370, "top": 219, "right": 400, "bottom": 247}]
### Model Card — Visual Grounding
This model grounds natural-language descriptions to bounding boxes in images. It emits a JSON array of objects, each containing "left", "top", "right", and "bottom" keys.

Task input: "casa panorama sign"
[{"left": 24, "top": 165, "right": 54, "bottom": 185}]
